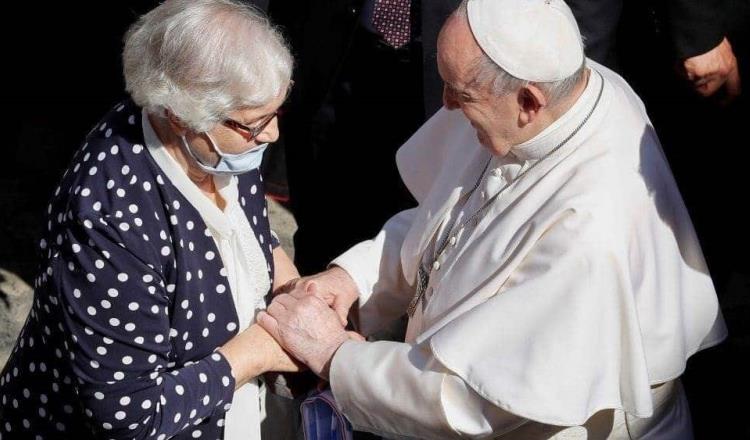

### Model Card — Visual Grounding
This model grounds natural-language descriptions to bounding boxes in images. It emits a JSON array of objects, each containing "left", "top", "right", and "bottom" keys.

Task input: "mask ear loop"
[
  {"left": 168, "top": 110, "right": 227, "bottom": 167},
  {"left": 180, "top": 134, "right": 217, "bottom": 169},
  {"left": 203, "top": 131, "right": 230, "bottom": 158}
]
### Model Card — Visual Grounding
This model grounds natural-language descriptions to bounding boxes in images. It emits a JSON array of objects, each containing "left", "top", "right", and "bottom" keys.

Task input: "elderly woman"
[{"left": 0, "top": 1, "right": 304, "bottom": 439}]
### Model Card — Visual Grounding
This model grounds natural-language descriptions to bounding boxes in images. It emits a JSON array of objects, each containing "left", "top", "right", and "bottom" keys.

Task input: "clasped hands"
[{"left": 258, "top": 266, "right": 362, "bottom": 380}]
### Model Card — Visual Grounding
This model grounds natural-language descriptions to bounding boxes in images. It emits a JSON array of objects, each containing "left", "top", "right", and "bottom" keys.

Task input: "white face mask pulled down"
[{"left": 181, "top": 132, "right": 268, "bottom": 176}]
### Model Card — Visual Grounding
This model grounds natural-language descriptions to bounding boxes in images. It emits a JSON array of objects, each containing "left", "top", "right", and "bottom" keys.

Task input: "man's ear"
[
  {"left": 164, "top": 108, "right": 189, "bottom": 136},
  {"left": 517, "top": 84, "right": 547, "bottom": 126}
]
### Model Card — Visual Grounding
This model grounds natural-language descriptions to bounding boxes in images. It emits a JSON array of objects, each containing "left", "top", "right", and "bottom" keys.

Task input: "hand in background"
[{"left": 681, "top": 37, "right": 741, "bottom": 104}]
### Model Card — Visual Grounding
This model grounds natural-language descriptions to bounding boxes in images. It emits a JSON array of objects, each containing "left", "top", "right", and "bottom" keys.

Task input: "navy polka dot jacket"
[{"left": 0, "top": 100, "right": 279, "bottom": 439}]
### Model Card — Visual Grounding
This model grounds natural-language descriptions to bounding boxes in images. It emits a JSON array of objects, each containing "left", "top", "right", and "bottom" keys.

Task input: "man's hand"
[
  {"left": 681, "top": 37, "right": 741, "bottom": 104},
  {"left": 258, "top": 292, "right": 350, "bottom": 379},
  {"left": 274, "top": 266, "right": 360, "bottom": 326}
]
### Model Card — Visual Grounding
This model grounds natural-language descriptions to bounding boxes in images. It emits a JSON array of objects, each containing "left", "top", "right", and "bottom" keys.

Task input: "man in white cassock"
[{"left": 258, "top": 0, "right": 728, "bottom": 438}]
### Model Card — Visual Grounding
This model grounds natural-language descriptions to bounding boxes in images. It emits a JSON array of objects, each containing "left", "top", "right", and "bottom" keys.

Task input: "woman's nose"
[{"left": 255, "top": 115, "right": 280, "bottom": 144}]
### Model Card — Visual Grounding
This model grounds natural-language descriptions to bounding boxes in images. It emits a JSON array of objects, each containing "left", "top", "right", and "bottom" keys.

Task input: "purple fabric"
[{"left": 301, "top": 389, "right": 354, "bottom": 440}]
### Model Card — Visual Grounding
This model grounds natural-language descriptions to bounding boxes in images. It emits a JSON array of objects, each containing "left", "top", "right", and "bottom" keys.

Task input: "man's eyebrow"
[
  {"left": 446, "top": 82, "right": 463, "bottom": 92},
  {"left": 446, "top": 81, "right": 467, "bottom": 94},
  {"left": 450, "top": 82, "right": 479, "bottom": 100}
]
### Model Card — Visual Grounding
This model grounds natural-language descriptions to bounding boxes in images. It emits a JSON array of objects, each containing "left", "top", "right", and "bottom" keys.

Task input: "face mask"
[{"left": 181, "top": 132, "right": 268, "bottom": 176}]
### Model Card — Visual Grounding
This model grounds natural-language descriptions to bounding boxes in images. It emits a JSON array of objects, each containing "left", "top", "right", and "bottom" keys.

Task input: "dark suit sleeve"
[{"left": 662, "top": 0, "right": 727, "bottom": 59}]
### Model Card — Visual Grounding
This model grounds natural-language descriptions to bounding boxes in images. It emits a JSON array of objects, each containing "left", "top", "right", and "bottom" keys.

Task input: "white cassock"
[{"left": 328, "top": 61, "right": 727, "bottom": 439}]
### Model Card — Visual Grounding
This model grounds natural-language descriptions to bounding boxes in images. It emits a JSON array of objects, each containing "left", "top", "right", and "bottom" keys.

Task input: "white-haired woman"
[{"left": 0, "top": 1, "right": 307, "bottom": 439}]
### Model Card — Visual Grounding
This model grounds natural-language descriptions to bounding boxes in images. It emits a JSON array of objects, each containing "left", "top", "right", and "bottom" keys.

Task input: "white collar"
[{"left": 511, "top": 67, "right": 603, "bottom": 162}]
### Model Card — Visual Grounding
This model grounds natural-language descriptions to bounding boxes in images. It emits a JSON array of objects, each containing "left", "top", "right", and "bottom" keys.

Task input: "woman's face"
[{"left": 185, "top": 89, "right": 287, "bottom": 167}]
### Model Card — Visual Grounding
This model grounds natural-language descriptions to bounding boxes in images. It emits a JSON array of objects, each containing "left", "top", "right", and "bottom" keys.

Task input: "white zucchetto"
[{"left": 467, "top": 0, "right": 585, "bottom": 82}]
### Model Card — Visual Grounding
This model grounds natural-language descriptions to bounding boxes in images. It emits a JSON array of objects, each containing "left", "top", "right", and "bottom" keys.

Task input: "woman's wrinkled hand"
[{"left": 218, "top": 324, "right": 304, "bottom": 389}]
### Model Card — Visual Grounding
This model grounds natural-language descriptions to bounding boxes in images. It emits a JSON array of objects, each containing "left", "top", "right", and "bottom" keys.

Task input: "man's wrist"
[{"left": 316, "top": 334, "right": 349, "bottom": 380}]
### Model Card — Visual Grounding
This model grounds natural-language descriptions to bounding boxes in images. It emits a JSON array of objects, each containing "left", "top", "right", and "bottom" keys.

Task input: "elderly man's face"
[{"left": 437, "top": 16, "right": 521, "bottom": 156}]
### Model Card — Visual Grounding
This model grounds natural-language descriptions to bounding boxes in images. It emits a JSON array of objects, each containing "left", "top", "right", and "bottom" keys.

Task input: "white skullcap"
[{"left": 466, "top": 0, "right": 584, "bottom": 82}]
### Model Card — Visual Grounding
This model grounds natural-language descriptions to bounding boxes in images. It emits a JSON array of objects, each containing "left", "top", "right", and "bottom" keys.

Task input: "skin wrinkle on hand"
[{"left": 259, "top": 291, "right": 350, "bottom": 380}]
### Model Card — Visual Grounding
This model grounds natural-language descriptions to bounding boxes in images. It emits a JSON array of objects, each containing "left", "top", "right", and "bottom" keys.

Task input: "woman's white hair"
[
  {"left": 454, "top": 0, "right": 586, "bottom": 106},
  {"left": 123, "top": 0, "right": 293, "bottom": 132}
]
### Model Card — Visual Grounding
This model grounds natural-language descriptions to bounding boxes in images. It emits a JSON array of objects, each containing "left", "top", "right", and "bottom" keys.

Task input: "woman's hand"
[
  {"left": 218, "top": 324, "right": 302, "bottom": 390},
  {"left": 253, "top": 324, "right": 304, "bottom": 373}
]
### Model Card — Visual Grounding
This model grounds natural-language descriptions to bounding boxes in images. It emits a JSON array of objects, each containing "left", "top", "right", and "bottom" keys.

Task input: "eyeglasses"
[
  {"left": 221, "top": 81, "right": 294, "bottom": 142},
  {"left": 222, "top": 110, "right": 280, "bottom": 142}
]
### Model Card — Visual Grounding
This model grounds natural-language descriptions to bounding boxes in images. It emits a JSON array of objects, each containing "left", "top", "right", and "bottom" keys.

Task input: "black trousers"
[{"left": 287, "top": 28, "right": 425, "bottom": 275}]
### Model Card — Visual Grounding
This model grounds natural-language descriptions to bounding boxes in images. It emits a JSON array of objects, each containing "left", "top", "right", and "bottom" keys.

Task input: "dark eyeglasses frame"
[
  {"left": 222, "top": 111, "right": 280, "bottom": 142},
  {"left": 221, "top": 81, "right": 294, "bottom": 141}
]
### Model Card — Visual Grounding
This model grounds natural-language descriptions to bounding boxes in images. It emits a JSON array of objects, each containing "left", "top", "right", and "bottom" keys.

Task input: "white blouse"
[{"left": 143, "top": 111, "right": 270, "bottom": 440}]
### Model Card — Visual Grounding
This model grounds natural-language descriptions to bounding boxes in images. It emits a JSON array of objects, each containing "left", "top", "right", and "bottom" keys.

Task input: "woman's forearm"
[
  {"left": 272, "top": 246, "right": 300, "bottom": 291},
  {"left": 218, "top": 324, "right": 300, "bottom": 390},
  {"left": 218, "top": 325, "right": 268, "bottom": 389}
]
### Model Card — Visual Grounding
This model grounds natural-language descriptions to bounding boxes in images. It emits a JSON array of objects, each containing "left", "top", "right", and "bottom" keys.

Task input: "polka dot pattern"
[{"left": 0, "top": 99, "right": 279, "bottom": 439}]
